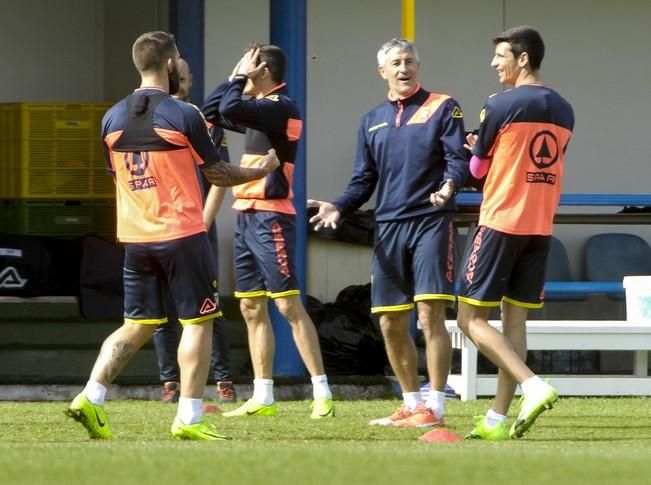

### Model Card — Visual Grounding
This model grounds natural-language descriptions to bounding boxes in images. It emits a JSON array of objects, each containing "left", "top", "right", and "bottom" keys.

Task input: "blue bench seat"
[{"left": 544, "top": 281, "right": 624, "bottom": 301}]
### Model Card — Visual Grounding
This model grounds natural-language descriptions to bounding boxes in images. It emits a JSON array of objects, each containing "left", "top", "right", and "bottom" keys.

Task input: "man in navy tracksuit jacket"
[
  {"left": 202, "top": 45, "right": 334, "bottom": 419},
  {"left": 309, "top": 38, "right": 468, "bottom": 432}
]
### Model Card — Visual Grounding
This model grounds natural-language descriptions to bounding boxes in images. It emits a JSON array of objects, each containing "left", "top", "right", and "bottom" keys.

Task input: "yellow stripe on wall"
[{"left": 402, "top": 0, "right": 415, "bottom": 41}]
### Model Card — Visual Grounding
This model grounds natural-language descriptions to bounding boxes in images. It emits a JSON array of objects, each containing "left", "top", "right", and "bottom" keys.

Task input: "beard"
[{"left": 168, "top": 65, "right": 180, "bottom": 95}]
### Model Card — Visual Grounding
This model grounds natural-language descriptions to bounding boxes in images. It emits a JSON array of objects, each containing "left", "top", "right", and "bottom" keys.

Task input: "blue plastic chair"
[
  {"left": 546, "top": 237, "right": 574, "bottom": 281},
  {"left": 544, "top": 237, "right": 589, "bottom": 301},
  {"left": 583, "top": 233, "right": 651, "bottom": 300}
]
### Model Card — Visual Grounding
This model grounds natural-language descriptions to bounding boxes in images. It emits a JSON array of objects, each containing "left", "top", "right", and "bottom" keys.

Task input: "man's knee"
[
  {"left": 456, "top": 302, "right": 491, "bottom": 334},
  {"left": 379, "top": 313, "right": 410, "bottom": 341},
  {"left": 455, "top": 302, "right": 473, "bottom": 334},
  {"left": 240, "top": 298, "right": 265, "bottom": 321},
  {"left": 273, "top": 295, "right": 303, "bottom": 322},
  {"left": 122, "top": 321, "right": 157, "bottom": 339},
  {"left": 417, "top": 301, "right": 446, "bottom": 331}
]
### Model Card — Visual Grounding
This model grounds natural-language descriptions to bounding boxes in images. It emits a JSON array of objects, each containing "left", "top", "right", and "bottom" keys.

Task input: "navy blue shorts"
[
  {"left": 371, "top": 213, "right": 456, "bottom": 314},
  {"left": 123, "top": 232, "right": 222, "bottom": 324},
  {"left": 234, "top": 211, "right": 299, "bottom": 299},
  {"left": 457, "top": 226, "right": 550, "bottom": 308}
]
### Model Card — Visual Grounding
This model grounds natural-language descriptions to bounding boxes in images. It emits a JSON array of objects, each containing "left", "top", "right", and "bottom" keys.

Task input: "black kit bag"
[
  {"left": 0, "top": 234, "right": 56, "bottom": 297},
  {"left": 79, "top": 235, "right": 124, "bottom": 319},
  {"left": 307, "top": 284, "right": 387, "bottom": 375}
]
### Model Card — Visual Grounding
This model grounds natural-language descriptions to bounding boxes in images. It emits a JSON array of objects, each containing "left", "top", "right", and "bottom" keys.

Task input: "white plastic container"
[{"left": 623, "top": 276, "right": 651, "bottom": 323}]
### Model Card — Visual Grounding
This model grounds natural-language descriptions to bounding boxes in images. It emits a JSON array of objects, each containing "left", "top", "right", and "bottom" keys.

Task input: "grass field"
[{"left": 1, "top": 397, "right": 651, "bottom": 485}]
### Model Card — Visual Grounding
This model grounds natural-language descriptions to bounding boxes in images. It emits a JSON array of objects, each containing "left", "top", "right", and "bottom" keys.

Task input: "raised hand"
[
  {"left": 236, "top": 48, "right": 267, "bottom": 78},
  {"left": 307, "top": 199, "right": 341, "bottom": 230}
]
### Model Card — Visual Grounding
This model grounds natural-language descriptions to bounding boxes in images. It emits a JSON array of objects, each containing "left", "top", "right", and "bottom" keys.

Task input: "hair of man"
[
  {"left": 493, "top": 25, "right": 545, "bottom": 71},
  {"left": 248, "top": 43, "right": 287, "bottom": 83},
  {"left": 376, "top": 37, "right": 420, "bottom": 66},
  {"left": 132, "top": 31, "right": 179, "bottom": 73}
]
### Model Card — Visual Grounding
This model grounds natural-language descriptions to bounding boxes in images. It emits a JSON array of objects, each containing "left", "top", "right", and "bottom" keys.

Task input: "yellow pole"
[{"left": 402, "top": 0, "right": 415, "bottom": 41}]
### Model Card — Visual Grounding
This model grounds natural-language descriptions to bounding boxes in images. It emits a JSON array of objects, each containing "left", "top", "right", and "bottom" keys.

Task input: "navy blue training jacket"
[{"left": 333, "top": 86, "right": 469, "bottom": 222}]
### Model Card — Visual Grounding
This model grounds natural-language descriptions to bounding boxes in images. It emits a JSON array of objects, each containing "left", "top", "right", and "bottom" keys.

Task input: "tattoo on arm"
[{"left": 201, "top": 161, "right": 267, "bottom": 187}]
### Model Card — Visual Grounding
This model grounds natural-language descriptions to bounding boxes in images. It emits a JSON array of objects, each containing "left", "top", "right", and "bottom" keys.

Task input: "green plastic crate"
[{"left": 0, "top": 198, "right": 116, "bottom": 237}]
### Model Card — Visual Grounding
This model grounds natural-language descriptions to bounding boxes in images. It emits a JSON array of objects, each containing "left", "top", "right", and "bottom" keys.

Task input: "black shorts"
[
  {"left": 123, "top": 232, "right": 221, "bottom": 324},
  {"left": 233, "top": 211, "right": 300, "bottom": 299},
  {"left": 371, "top": 213, "right": 456, "bottom": 314},
  {"left": 457, "top": 226, "right": 550, "bottom": 308}
]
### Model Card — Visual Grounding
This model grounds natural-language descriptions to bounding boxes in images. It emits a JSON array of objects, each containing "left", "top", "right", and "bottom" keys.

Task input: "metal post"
[
  {"left": 269, "top": 0, "right": 307, "bottom": 376},
  {"left": 169, "top": 0, "right": 205, "bottom": 104}
]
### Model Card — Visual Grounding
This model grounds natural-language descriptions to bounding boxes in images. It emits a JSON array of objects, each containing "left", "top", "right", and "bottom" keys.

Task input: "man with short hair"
[
  {"left": 202, "top": 45, "right": 334, "bottom": 419},
  {"left": 460, "top": 25, "right": 574, "bottom": 440},
  {"left": 65, "top": 31, "right": 279, "bottom": 441},
  {"left": 309, "top": 38, "right": 468, "bottom": 428},
  {"left": 152, "top": 57, "right": 236, "bottom": 405}
]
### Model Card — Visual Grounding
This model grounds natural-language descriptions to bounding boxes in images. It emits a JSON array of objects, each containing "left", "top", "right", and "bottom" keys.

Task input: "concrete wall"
[
  {"left": 103, "top": 0, "right": 169, "bottom": 101},
  {"left": 0, "top": 0, "right": 168, "bottom": 103},
  {"left": 0, "top": 0, "right": 104, "bottom": 102}
]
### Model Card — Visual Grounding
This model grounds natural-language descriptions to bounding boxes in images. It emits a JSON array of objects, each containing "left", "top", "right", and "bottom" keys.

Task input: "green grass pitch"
[{"left": 1, "top": 398, "right": 651, "bottom": 485}]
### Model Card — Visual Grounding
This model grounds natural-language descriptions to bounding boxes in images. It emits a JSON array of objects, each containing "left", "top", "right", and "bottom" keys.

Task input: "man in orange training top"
[
  {"left": 65, "top": 31, "right": 278, "bottom": 441},
  {"left": 458, "top": 25, "right": 574, "bottom": 441}
]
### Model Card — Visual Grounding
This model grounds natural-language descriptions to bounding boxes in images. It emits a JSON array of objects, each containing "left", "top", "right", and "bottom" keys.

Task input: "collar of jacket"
[{"left": 387, "top": 85, "right": 428, "bottom": 107}]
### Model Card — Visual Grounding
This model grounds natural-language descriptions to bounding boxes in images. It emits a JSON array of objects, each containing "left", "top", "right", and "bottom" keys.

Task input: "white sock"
[
  {"left": 520, "top": 375, "right": 546, "bottom": 395},
  {"left": 485, "top": 409, "right": 508, "bottom": 428},
  {"left": 311, "top": 374, "right": 332, "bottom": 399},
  {"left": 177, "top": 397, "right": 203, "bottom": 425},
  {"left": 253, "top": 378, "right": 274, "bottom": 405},
  {"left": 402, "top": 391, "right": 423, "bottom": 411},
  {"left": 83, "top": 380, "right": 107, "bottom": 406},
  {"left": 425, "top": 390, "right": 446, "bottom": 418}
]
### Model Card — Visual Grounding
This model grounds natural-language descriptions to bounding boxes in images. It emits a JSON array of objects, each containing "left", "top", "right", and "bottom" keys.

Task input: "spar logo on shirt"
[
  {"left": 125, "top": 151, "right": 158, "bottom": 191},
  {"left": 526, "top": 130, "right": 559, "bottom": 185}
]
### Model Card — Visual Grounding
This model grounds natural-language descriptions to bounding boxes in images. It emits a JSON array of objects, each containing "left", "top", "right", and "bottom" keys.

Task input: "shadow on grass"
[
  {"left": 545, "top": 423, "right": 651, "bottom": 430},
  {"left": 519, "top": 437, "right": 651, "bottom": 442}
]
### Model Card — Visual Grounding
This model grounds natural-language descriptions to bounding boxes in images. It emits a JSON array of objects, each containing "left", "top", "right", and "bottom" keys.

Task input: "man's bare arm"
[
  {"left": 201, "top": 148, "right": 279, "bottom": 187},
  {"left": 203, "top": 185, "right": 227, "bottom": 229},
  {"left": 201, "top": 161, "right": 266, "bottom": 187}
]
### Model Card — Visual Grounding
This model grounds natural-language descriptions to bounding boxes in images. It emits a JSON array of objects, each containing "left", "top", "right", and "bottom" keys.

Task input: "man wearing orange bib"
[
  {"left": 65, "top": 31, "right": 278, "bottom": 441},
  {"left": 458, "top": 26, "right": 574, "bottom": 440}
]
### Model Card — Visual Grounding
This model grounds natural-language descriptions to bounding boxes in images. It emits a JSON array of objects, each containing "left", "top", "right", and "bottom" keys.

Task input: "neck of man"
[
  {"left": 514, "top": 69, "right": 541, "bottom": 87},
  {"left": 255, "top": 80, "right": 282, "bottom": 99},
  {"left": 139, "top": 71, "right": 169, "bottom": 92},
  {"left": 388, "top": 83, "right": 420, "bottom": 102}
]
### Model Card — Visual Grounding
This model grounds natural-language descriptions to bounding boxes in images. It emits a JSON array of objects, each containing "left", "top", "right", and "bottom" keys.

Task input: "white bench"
[{"left": 445, "top": 320, "right": 651, "bottom": 401}]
